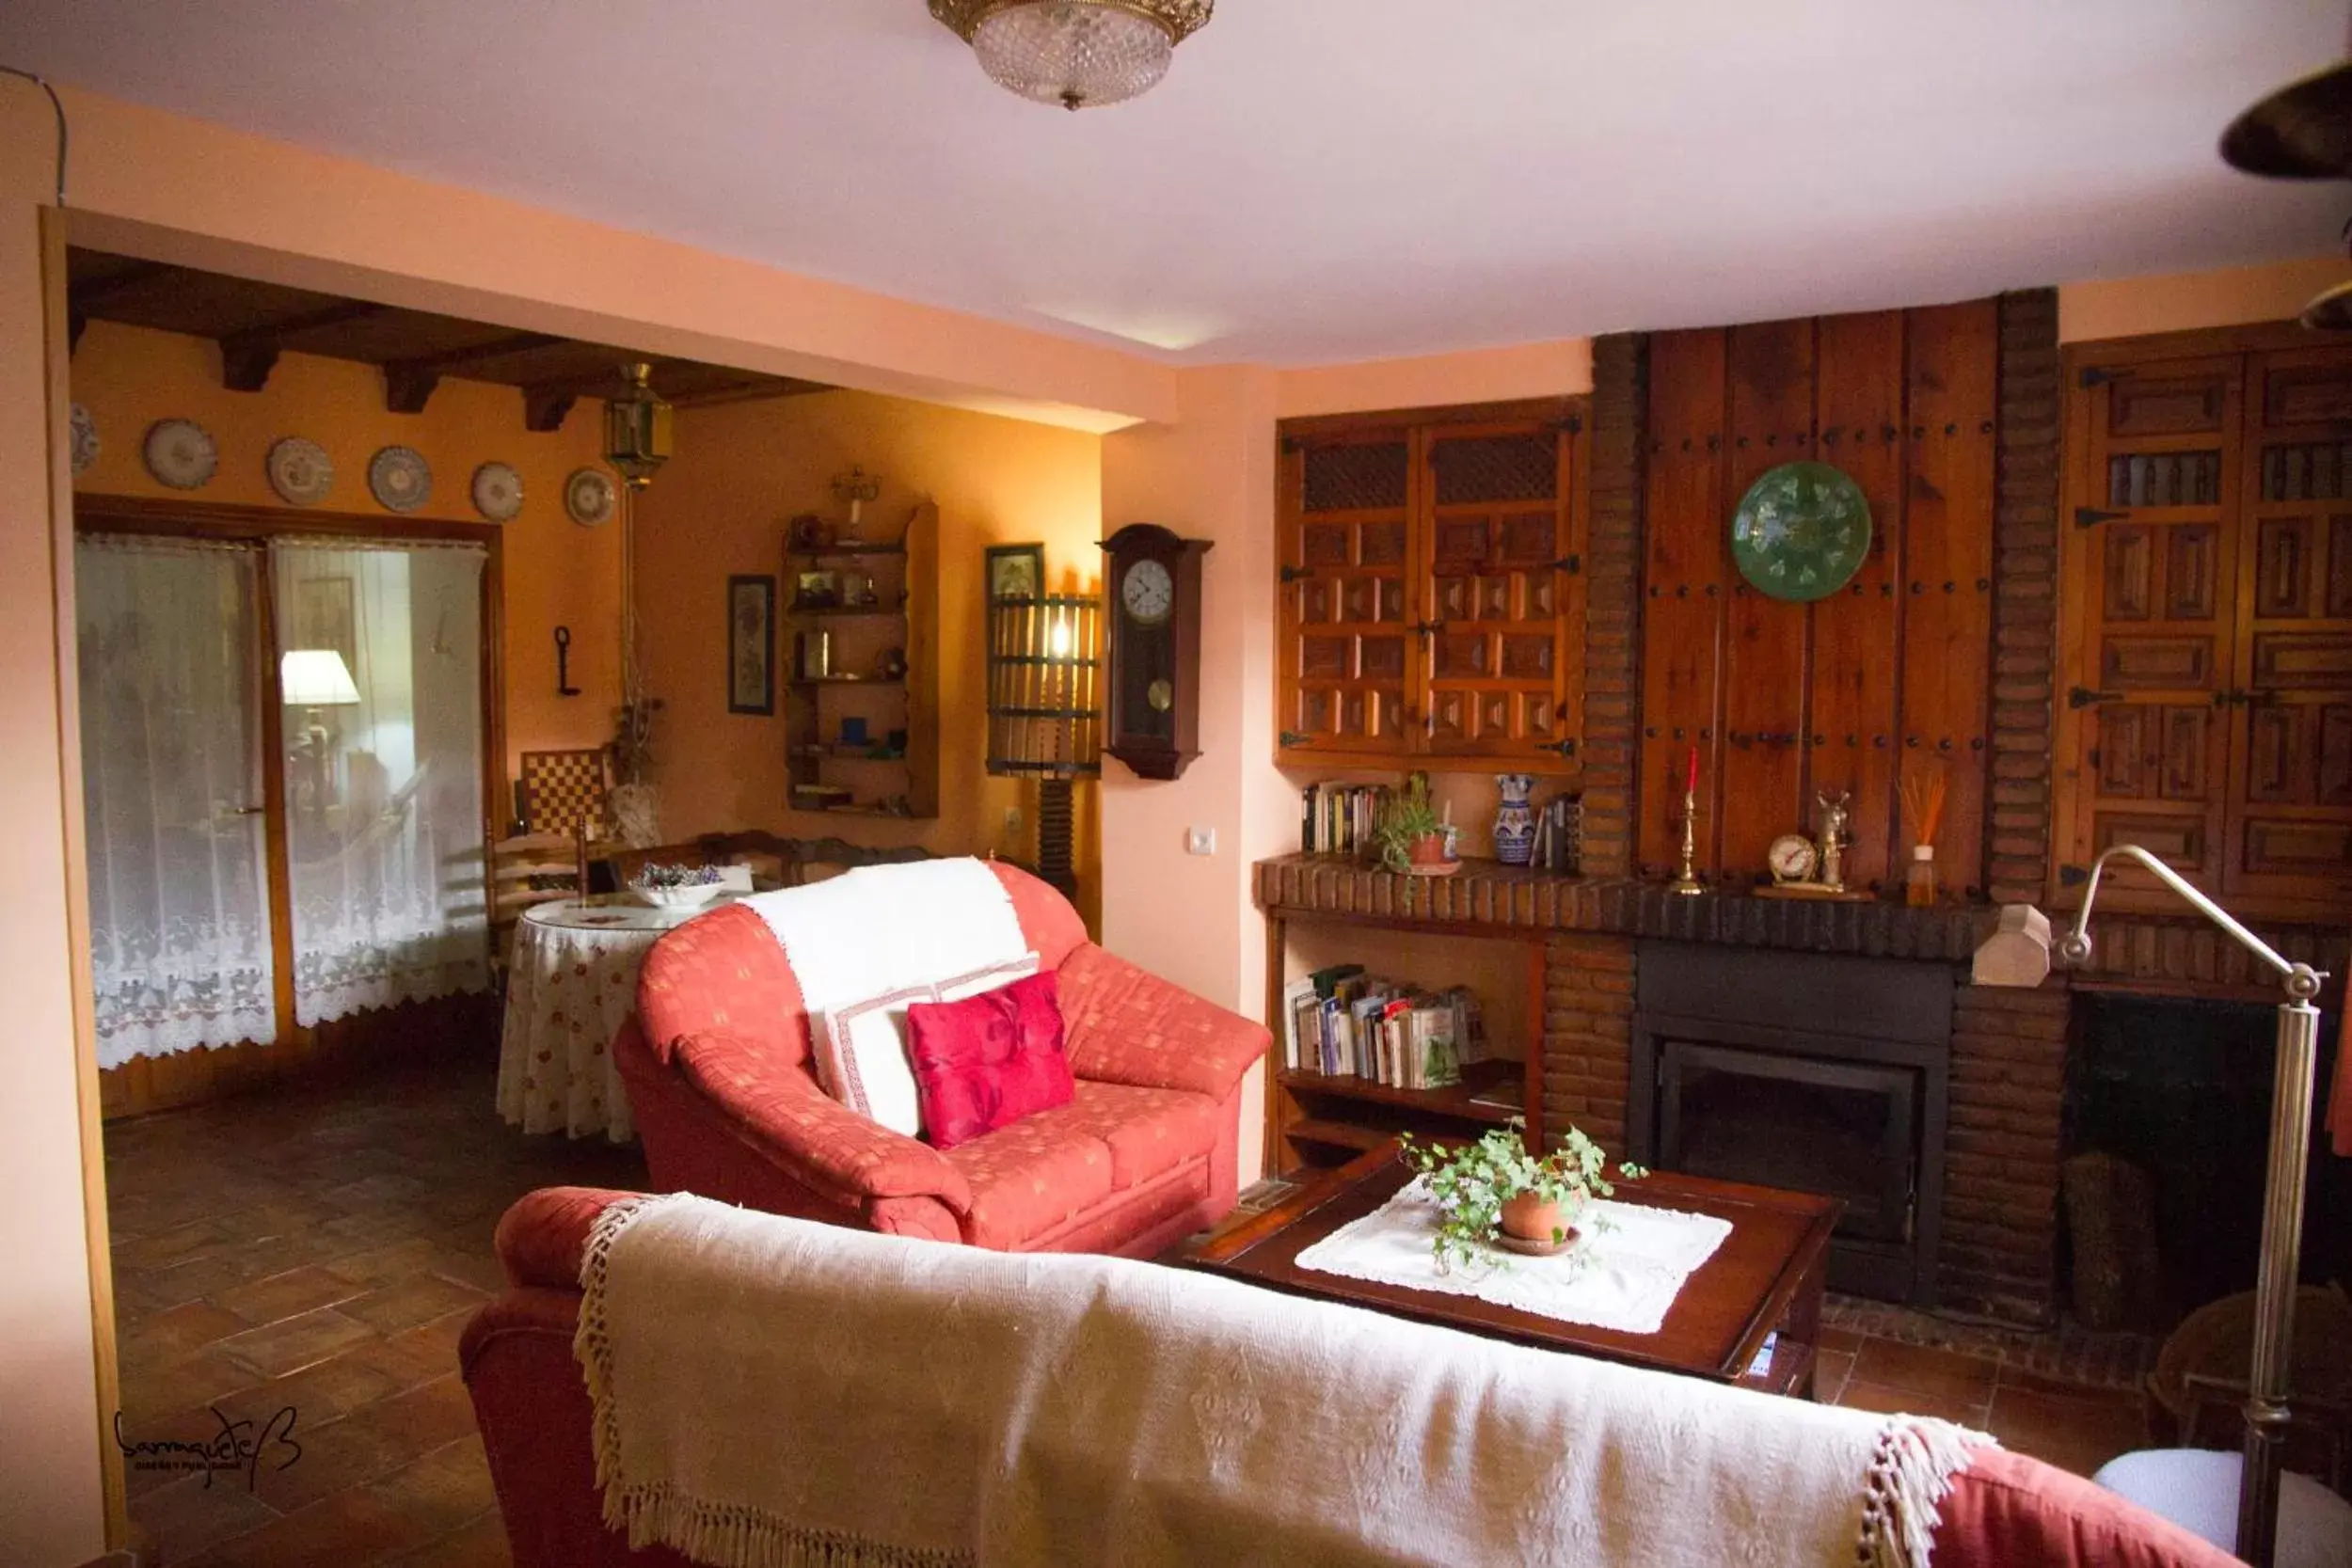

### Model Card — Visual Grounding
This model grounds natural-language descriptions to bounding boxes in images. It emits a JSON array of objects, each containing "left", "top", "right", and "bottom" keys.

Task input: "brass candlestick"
[{"left": 1670, "top": 787, "right": 1706, "bottom": 895}]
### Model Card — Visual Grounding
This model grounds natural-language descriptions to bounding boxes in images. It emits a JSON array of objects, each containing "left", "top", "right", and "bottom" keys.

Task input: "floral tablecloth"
[{"left": 496, "top": 897, "right": 723, "bottom": 1141}]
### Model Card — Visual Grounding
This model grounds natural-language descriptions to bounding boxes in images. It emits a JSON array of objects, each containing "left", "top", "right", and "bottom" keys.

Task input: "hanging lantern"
[{"left": 603, "top": 362, "right": 674, "bottom": 489}]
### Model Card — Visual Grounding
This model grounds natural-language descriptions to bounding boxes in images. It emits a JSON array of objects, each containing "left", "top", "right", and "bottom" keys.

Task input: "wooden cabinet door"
[
  {"left": 1277, "top": 433, "right": 1416, "bottom": 759},
  {"left": 2226, "top": 348, "right": 2352, "bottom": 908},
  {"left": 2060, "top": 355, "right": 2241, "bottom": 896},
  {"left": 1415, "top": 420, "right": 1582, "bottom": 771}
]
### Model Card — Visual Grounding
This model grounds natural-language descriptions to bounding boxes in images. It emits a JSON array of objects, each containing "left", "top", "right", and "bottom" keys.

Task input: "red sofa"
[
  {"left": 613, "top": 861, "right": 1265, "bottom": 1259},
  {"left": 463, "top": 1187, "right": 2241, "bottom": 1568}
]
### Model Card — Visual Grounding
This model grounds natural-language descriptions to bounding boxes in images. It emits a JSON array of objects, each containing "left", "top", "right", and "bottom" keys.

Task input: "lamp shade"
[{"left": 280, "top": 648, "right": 361, "bottom": 706}]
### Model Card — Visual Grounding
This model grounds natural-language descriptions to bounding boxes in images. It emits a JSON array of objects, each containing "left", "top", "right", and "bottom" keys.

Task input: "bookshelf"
[
  {"left": 784, "top": 500, "right": 938, "bottom": 819},
  {"left": 1262, "top": 886, "right": 1547, "bottom": 1178}
]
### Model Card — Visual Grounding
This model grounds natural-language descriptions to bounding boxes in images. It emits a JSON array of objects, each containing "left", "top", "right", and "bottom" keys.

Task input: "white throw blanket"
[
  {"left": 740, "top": 857, "right": 1027, "bottom": 1013},
  {"left": 1295, "top": 1178, "right": 1734, "bottom": 1335},
  {"left": 578, "top": 1195, "right": 1989, "bottom": 1568}
]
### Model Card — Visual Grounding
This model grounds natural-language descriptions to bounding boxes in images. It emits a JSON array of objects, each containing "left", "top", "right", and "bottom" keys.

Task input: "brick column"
[
  {"left": 1986, "top": 290, "right": 2061, "bottom": 908},
  {"left": 1581, "top": 333, "right": 1647, "bottom": 880},
  {"left": 1541, "top": 933, "right": 1636, "bottom": 1149},
  {"left": 1942, "top": 978, "right": 2069, "bottom": 1323}
]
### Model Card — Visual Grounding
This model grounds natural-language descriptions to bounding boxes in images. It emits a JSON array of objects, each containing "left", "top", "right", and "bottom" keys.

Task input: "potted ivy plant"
[{"left": 1396, "top": 1119, "right": 1646, "bottom": 1273}]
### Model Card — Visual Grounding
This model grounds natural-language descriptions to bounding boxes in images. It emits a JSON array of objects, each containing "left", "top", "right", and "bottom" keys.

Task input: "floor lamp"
[
  {"left": 1972, "top": 844, "right": 2324, "bottom": 1568},
  {"left": 984, "top": 591, "right": 1101, "bottom": 898}
]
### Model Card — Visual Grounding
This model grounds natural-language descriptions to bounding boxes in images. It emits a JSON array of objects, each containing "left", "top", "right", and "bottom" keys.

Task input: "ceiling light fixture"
[{"left": 929, "top": 0, "right": 1214, "bottom": 111}]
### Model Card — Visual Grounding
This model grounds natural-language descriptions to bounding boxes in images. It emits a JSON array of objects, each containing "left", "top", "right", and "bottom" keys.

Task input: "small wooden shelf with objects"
[
  {"left": 1261, "top": 872, "right": 1549, "bottom": 1179},
  {"left": 783, "top": 499, "right": 939, "bottom": 821}
]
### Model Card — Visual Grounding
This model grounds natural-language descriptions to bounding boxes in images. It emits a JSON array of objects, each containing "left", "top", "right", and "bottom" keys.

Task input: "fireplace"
[{"left": 1629, "top": 943, "right": 1952, "bottom": 1306}]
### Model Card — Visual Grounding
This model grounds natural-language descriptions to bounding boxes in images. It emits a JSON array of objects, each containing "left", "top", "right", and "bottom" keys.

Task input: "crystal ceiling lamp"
[{"left": 930, "top": 0, "right": 1215, "bottom": 111}]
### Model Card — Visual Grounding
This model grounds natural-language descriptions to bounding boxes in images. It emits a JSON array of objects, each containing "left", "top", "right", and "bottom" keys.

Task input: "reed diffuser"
[{"left": 1898, "top": 758, "right": 1950, "bottom": 909}]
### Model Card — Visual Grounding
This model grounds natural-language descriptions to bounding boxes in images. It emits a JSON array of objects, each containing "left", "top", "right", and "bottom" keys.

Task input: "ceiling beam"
[
  {"left": 381, "top": 332, "right": 562, "bottom": 415},
  {"left": 67, "top": 259, "right": 175, "bottom": 356},
  {"left": 522, "top": 385, "right": 579, "bottom": 434},
  {"left": 217, "top": 301, "right": 389, "bottom": 392}
]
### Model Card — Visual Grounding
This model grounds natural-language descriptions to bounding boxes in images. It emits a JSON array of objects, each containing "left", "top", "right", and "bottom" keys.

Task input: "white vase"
[{"left": 608, "top": 782, "right": 662, "bottom": 848}]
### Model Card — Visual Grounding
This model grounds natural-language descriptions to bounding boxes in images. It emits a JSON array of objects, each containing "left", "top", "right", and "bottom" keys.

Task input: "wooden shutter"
[
  {"left": 2060, "top": 355, "right": 2241, "bottom": 895},
  {"left": 1277, "top": 433, "right": 1414, "bottom": 758},
  {"left": 2226, "top": 347, "right": 2352, "bottom": 907},
  {"left": 1416, "top": 420, "right": 1582, "bottom": 768}
]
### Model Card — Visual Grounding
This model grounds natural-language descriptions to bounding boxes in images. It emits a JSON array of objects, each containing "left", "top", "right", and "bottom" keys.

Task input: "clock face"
[
  {"left": 1120, "top": 559, "right": 1174, "bottom": 626},
  {"left": 1767, "top": 832, "right": 1820, "bottom": 883}
]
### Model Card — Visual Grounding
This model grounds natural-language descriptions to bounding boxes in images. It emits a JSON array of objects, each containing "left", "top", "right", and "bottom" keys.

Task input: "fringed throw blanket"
[{"left": 579, "top": 1195, "right": 1990, "bottom": 1568}]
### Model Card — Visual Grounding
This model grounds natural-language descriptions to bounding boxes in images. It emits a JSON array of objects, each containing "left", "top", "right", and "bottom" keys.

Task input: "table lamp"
[
  {"left": 1970, "top": 843, "right": 2325, "bottom": 1568},
  {"left": 280, "top": 648, "right": 361, "bottom": 814},
  {"left": 984, "top": 589, "right": 1101, "bottom": 897}
]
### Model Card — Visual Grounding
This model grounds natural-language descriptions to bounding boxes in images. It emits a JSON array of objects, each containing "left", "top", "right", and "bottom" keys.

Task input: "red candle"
[{"left": 1684, "top": 744, "right": 1699, "bottom": 798}]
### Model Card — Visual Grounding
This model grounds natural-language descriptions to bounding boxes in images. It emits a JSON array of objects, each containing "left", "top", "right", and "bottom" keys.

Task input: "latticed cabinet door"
[
  {"left": 1415, "top": 420, "right": 1584, "bottom": 770},
  {"left": 2225, "top": 348, "right": 2352, "bottom": 908},
  {"left": 1276, "top": 433, "right": 1415, "bottom": 759},
  {"left": 2059, "top": 355, "right": 2242, "bottom": 896}
]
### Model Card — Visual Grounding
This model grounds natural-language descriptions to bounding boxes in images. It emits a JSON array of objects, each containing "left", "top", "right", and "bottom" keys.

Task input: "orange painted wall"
[
  {"left": 67, "top": 321, "right": 622, "bottom": 781},
  {"left": 2058, "top": 255, "right": 2344, "bottom": 343},
  {"left": 1275, "top": 337, "right": 1594, "bottom": 419},
  {"left": 631, "top": 390, "right": 1104, "bottom": 922}
]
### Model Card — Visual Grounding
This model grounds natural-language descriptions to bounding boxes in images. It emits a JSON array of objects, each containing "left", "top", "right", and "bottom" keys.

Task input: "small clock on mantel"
[{"left": 1100, "top": 522, "right": 1211, "bottom": 781}]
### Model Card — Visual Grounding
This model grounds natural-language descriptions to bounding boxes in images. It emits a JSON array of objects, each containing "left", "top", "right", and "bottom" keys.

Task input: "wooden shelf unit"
[
  {"left": 1262, "top": 892, "right": 1548, "bottom": 1178},
  {"left": 784, "top": 500, "right": 938, "bottom": 820}
]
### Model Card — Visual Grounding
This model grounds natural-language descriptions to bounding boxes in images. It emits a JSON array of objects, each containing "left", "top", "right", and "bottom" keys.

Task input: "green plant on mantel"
[
  {"left": 1372, "top": 779, "right": 1442, "bottom": 874},
  {"left": 1398, "top": 1119, "right": 1646, "bottom": 1274}
]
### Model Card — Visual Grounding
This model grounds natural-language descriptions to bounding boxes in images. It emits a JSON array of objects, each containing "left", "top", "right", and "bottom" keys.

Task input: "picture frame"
[
  {"left": 986, "top": 542, "right": 1045, "bottom": 602},
  {"left": 793, "top": 569, "right": 840, "bottom": 610},
  {"left": 727, "top": 575, "right": 777, "bottom": 716},
  {"left": 290, "top": 576, "right": 358, "bottom": 671}
]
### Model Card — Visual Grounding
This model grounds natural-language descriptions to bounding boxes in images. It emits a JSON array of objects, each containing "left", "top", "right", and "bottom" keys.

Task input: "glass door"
[{"left": 75, "top": 536, "right": 277, "bottom": 1068}]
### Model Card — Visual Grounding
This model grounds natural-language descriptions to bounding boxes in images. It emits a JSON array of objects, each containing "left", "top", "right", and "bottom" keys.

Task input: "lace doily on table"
[{"left": 1293, "top": 1176, "right": 1733, "bottom": 1336}]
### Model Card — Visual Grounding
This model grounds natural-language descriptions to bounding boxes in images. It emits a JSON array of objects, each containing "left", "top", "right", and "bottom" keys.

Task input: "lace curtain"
[
  {"left": 274, "top": 539, "right": 489, "bottom": 1025},
  {"left": 76, "top": 537, "right": 277, "bottom": 1066}
]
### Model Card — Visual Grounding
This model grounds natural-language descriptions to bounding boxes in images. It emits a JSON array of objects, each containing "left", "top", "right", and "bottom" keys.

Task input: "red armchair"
[{"left": 613, "top": 861, "right": 1266, "bottom": 1259}]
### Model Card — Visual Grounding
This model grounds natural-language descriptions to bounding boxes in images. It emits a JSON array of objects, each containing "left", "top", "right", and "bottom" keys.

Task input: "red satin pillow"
[{"left": 905, "top": 971, "right": 1073, "bottom": 1149}]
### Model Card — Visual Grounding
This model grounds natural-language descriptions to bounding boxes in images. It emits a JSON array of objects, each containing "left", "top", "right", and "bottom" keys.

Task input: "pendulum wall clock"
[{"left": 1100, "top": 522, "right": 1211, "bottom": 781}]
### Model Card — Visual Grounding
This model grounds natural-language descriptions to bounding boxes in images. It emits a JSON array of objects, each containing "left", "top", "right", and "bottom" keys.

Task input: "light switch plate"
[{"left": 1186, "top": 827, "right": 1216, "bottom": 856}]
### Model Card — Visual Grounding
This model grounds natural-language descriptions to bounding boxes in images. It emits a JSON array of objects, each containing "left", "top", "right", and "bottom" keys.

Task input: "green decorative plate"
[{"left": 1730, "top": 461, "right": 1871, "bottom": 602}]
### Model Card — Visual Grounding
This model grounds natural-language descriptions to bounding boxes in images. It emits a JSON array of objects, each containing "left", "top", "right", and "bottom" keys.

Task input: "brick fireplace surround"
[{"left": 1256, "top": 293, "right": 2349, "bottom": 1327}]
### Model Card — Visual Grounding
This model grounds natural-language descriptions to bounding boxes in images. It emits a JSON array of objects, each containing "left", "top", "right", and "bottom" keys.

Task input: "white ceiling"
[{"left": 3, "top": 1, "right": 2346, "bottom": 366}]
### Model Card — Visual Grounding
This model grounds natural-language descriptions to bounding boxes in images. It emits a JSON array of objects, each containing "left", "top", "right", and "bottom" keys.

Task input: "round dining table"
[{"left": 496, "top": 895, "right": 735, "bottom": 1141}]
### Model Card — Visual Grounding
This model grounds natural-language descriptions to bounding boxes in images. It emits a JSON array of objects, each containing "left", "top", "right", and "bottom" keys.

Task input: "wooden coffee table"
[{"left": 1176, "top": 1143, "right": 1838, "bottom": 1399}]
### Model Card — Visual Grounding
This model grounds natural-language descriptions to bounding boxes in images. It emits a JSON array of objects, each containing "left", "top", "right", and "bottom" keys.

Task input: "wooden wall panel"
[
  {"left": 1900, "top": 301, "right": 1999, "bottom": 897},
  {"left": 1811, "top": 310, "right": 1907, "bottom": 890},
  {"left": 1721, "top": 320, "right": 1819, "bottom": 875},
  {"left": 1638, "top": 329, "right": 1729, "bottom": 875},
  {"left": 1635, "top": 300, "right": 2001, "bottom": 896}
]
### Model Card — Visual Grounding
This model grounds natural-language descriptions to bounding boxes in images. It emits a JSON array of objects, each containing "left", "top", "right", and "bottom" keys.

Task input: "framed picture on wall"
[
  {"left": 290, "top": 576, "right": 358, "bottom": 672},
  {"left": 727, "top": 574, "right": 776, "bottom": 716},
  {"left": 986, "top": 543, "right": 1045, "bottom": 602}
]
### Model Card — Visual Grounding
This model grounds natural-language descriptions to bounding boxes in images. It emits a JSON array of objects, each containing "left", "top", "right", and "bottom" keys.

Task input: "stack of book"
[
  {"left": 1279, "top": 966, "right": 1486, "bottom": 1091},
  {"left": 1299, "top": 782, "right": 1392, "bottom": 856}
]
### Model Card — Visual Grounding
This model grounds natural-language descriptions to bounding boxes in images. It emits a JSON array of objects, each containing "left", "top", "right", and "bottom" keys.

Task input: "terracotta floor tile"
[
  {"left": 1849, "top": 1337, "right": 1998, "bottom": 1405},
  {"left": 118, "top": 1347, "right": 262, "bottom": 1426},
  {"left": 358, "top": 1307, "right": 478, "bottom": 1392},
  {"left": 180, "top": 1484, "right": 423, "bottom": 1568},
  {"left": 212, "top": 1352, "right": 407, "bottom": 1432},
  {"left": 1834, "top": 1377, "right": 1993, "bottom": 1430},
  {"left": 112, "top": 1216, "right": 242, "bottom": 1273},
  {"left": 326, "top": 1237, "right": 448, "bottom": 1290},
  {"left": 120, "top": 1299, "right": 252, "bottom": 1367},
  {"left": 215, "top": 1307, "right": 381, "bottom": 1380},
  {"left": 363, "top": 1436, "right": 501, "bottom": 1542},
  {"left": 383, "top": 1508, "right": 513, "bottom": 1568},
  {"left": 1812, "top": 1347, "right": 1856, "bottom": 1404},
  {"left": 340, "top": 1274, "right": 489, "bottom": 1337},
  {"left": 1986, "top": 1385, "right": 2153, "bottom": 1479},
  {"left": 126, "top": 1472, "right": 282, "bottom": 1560},
  {"left": 217, "top": 1264, "right": 368, "bottom": 1326}
]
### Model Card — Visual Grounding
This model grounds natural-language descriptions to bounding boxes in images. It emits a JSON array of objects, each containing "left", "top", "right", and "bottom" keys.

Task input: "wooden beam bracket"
[
  {"left": 523, "top": 387, "right": 579, "bottom": 434},
  {"left": 384, "top": 362, "right": 440, "bottom": 415},
  {"left": 219, "top": 333, "right": 281, "bottom": 393}
]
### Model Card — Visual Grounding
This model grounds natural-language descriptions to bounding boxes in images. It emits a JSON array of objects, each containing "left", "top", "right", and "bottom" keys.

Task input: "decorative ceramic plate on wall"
[
  {"left": 564, "top": 467, "right": 617, "bottom": 528},
  {"left": 266, "top": 437, "right": 335, "bottom": 506},
  {"left": 142, "top": 419, "right": 217, "bottom": 490},
  {"left": 369, "top": 445, "right": 433, "bottom": 513},
  {"left": 69, "top": 404, "right": 100, "bottom": 476},
  {"left": 470, "top": 461, "right": 524, "bottom": 522},
  {"left": 1729, "top": 461, "right": 1872, "bottom": 602}
]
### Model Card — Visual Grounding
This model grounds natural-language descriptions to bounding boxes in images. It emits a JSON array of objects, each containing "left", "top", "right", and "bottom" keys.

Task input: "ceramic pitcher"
[{"left": 1493, "top": 773, "right": 1537, "bottom": 865}]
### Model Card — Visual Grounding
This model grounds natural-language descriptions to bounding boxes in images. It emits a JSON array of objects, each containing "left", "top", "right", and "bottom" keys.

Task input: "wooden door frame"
[{"left": 73, "top": 495, "right": 510, "bottom": 984}]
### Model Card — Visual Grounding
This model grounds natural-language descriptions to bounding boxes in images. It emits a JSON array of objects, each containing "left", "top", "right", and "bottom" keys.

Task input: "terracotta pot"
[
  {"left": 1406, "top": 832, "right": 1459, "bottom": 878},
  {"left": 1500, "top": 1193, "right": 1565, "bottom": 1243}
]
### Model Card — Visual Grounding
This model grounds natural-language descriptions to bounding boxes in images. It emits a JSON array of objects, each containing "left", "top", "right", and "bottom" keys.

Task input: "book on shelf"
[
  {"left": 1283, "top": 972, "right": 1475, "bottom": 1092},
  {"left": 1299, "top": 781, "right": 1394, "bottom": 857}
]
